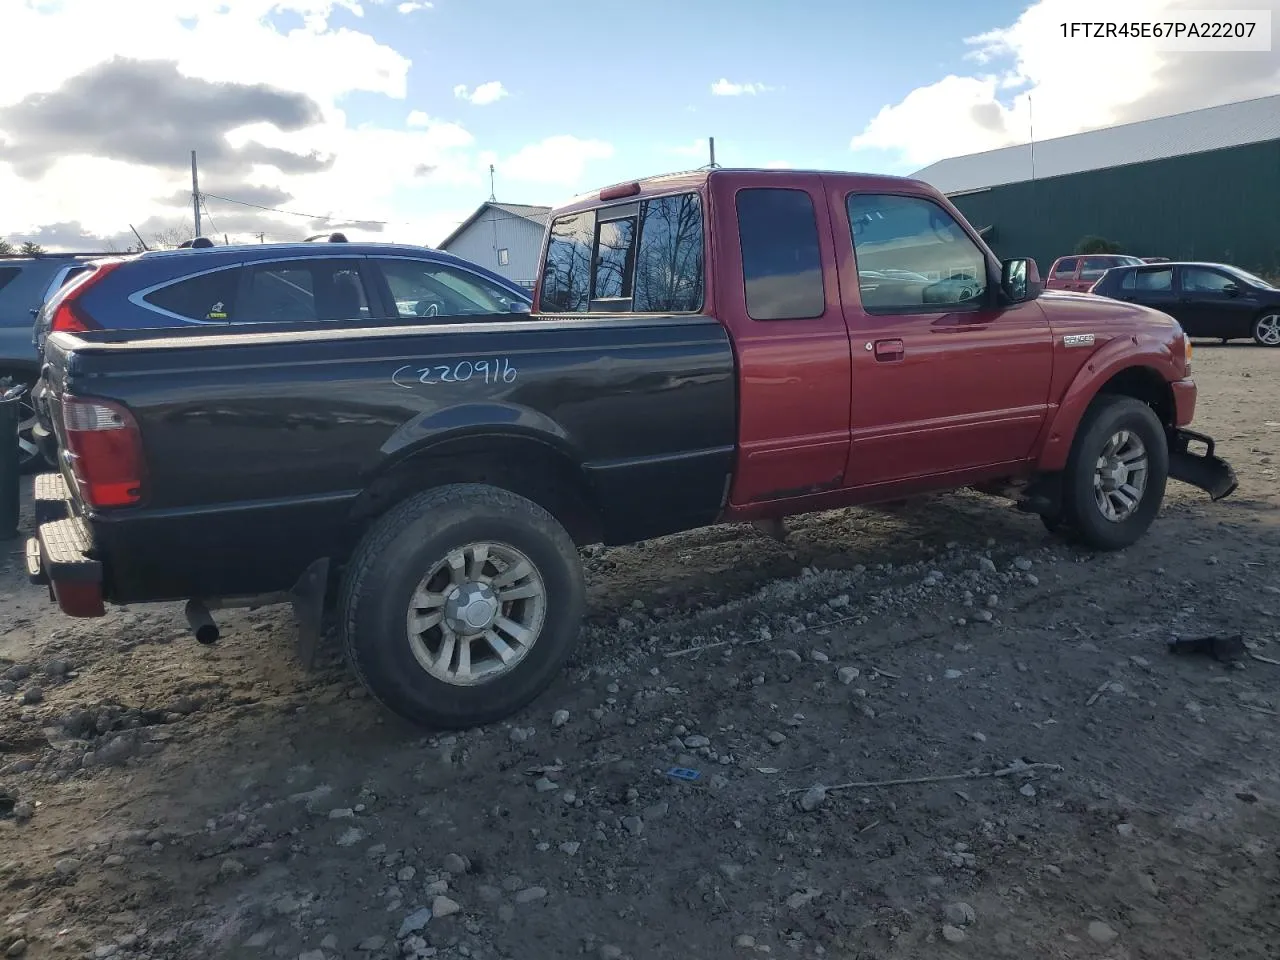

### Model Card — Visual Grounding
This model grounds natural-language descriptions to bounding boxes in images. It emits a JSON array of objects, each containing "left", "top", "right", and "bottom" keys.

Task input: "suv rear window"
[
  {"left": 144, "top": 267, "right": 243, "bottom": 322},
  {"left": 1079, "top": 257, "right": 1119, "bottom": 280},
  {"left": 540, "top": 192, "right": 705, "bottom": 314},
  {"left": 0, "top": 267, "right": 20, "bottom": 293}
]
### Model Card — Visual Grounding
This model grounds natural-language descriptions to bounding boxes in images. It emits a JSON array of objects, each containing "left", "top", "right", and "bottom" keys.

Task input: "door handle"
[{"left": 873, "top": 338, "right": 904, "bottom": 361}]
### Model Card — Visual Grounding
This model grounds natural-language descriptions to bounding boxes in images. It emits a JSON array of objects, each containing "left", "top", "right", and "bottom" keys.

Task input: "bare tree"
[
  {"left": 150, "top": 226, "right": 190, "bottom": 250},
  {"left": 19, "top": 240, "right": 44, "bottom": 255}
]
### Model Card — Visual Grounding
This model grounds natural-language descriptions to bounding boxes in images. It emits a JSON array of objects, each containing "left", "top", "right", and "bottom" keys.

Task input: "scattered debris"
[
  {"left": 784, "top": 761, "right": 1063, "bottom": 796},
  {"left": 1167, "top": 635, "right": 1247, "bottom": 663}
]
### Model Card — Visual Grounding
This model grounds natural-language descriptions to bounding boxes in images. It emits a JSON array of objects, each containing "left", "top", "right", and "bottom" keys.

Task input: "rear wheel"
[
  {"left": 1253, "top": 313, "right": 1280, "bottom": 347},
  {"left": 1059, "top": 396, "right": 1168, "bottom": 551},
  {"left": 339, "top": 483, "right": 585, "bottom": 729}
]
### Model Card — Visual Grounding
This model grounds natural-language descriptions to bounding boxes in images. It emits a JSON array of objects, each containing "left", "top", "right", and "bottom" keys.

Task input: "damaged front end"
[{"left": 1168, "top": 428, "right": 1238, "bottom": 502}]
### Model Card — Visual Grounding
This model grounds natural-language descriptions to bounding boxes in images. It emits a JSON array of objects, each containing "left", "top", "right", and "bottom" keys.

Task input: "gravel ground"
[{"left": 1, "top": 343, "right": 1278, "bottom": 960}]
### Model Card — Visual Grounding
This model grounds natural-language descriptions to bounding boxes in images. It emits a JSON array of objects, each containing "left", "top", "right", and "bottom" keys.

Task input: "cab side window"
[
  {"left": 1051, "top": 258, "right": 1079, "bottom": 279},
  {"left": 847, "top": 193, "right": 988, "bottom": 312},
  {"left": 736, "top": 188, "right": 825, "bottom": 320}
]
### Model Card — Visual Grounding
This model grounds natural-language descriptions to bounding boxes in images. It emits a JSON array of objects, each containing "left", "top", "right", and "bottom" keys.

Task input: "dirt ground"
[{"left": 2, "top": 343, "right": 1278, "bottom": 960}]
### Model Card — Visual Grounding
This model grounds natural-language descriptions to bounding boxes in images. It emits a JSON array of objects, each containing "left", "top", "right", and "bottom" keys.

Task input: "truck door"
[
  {"left": 712, "top": 174, "right": 853, "bottom": 504},
  {"left": 830, "top": 184, "right": 1053, "bottom": 488}
]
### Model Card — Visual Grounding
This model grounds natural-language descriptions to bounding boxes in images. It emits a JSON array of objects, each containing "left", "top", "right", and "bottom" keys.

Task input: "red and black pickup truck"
[{"left": 26, "top": 168, "right": 1236, "bottom": 729}]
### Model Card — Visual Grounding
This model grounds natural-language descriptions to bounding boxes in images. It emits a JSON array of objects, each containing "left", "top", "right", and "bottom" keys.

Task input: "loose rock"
[
  {"left": 1088, "top": 921, "right": 1119, "bottom": 944},
  {"left": 357, "top": 936, "right": 386, "bottom": 951},
  {"left": 944, "top": 902, "right": 976, "bottom": 926},
  {"left": 443, "top": 853, "right": 471, "bottom": 875},
  {"left": 941, "top": 924, "right": 967, "bottom": 944},
  {"left": 398, "top": 907, "right": 432, "bottom": 937},
  {"left": 799, "top": 785, "right": 827, "bottom": 812},
  {"left": 432, "top": 895, "right": 461, "bottom": 918},
  {"left": 837, "top": 666, "right": 859, "bottom": 684},
  {"left": 515, "top": 886, "right": 547, "bottom": 903},
  {"left": 551, "top": 709, "right": 571, "bottom": 728}
]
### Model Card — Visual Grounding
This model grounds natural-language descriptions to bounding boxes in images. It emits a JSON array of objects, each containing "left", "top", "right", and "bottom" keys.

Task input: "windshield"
[{"left": 1223, "top": 265, "right": 1275, "bottom": 289}]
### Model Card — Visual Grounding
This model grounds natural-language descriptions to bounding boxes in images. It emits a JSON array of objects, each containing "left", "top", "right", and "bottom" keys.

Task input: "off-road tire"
[
  {"left": 1059, "top": 395, "right": 1168, "bottom": 551},
  {"left": 339, "top": 483, "right": 585, "bottom": 729}
]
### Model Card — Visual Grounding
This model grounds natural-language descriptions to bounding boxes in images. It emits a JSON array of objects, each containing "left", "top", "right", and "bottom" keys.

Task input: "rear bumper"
[
  {"left": 25, "top": 472, "right": 105, "bottom": 618},
  {"left": 1168, "top": 428, "right": 1237, "bottom": 502}
]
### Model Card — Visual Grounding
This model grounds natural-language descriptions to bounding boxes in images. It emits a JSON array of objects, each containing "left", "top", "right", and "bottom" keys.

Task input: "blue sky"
[{"left": 2, "top": 0, "right": 1275, "bottom": 249}]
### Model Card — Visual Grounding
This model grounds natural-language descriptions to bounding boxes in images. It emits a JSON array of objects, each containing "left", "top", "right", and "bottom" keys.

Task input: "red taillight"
[
  {"left": 61, "top": 396, "right": 145, "bottom": 508},
  {"left": 48, "top": 260, "right": 124, "bottom": 334}
]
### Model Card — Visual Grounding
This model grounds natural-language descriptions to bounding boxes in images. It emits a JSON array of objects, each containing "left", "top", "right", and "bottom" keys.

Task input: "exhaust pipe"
[{"left": 184, "top": 599, "right": 220, "bottom": 645}]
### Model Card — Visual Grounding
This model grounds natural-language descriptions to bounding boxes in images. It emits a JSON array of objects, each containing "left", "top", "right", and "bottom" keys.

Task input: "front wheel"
[
  {"left": 1060, "top": 396, "right": 1169, "bottom": 551},
  {"left": 339, "top": 483, "right": 585, "bottom": 729},
  {"left": 1253, "top": 313, "right": 1280, "bottom": 347}
]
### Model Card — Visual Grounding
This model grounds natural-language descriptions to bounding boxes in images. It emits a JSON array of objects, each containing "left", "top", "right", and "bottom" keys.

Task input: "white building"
[{"left": 437, "top": 202, "right": 551, "bottom": 290}]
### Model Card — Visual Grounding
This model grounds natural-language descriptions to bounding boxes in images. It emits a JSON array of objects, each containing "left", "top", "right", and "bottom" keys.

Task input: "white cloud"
[
  {"left": 850, "top": 0, "right": 1280, "bottom": 169},
  {"left": 453, "top": 81, "right": 509, "bottom": 106},
  {"left": 0, "top": 0, "right": 489, "bottom": 246},
  {"left": 711, "top": 78, "right": 773, "bottom": 96},
  {"left": 397, "top": 1, "right": 432, "bottom": 11},
  {"left": 498, "top": 136, "right": 614, "bottom": 185}
]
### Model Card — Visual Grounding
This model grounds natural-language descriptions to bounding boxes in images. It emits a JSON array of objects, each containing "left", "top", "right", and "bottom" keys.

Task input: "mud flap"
[
  {"left": 291, "top": 557, "right": 330, "bottom": 671},
  {"left": 1168, "top": 429, "right": 1238, "bottom": 502}
]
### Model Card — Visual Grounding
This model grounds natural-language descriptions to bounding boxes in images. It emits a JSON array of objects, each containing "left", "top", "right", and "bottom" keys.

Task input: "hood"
[{"left": 1038, "top": 289, "right": 1183, "bottom": 336}]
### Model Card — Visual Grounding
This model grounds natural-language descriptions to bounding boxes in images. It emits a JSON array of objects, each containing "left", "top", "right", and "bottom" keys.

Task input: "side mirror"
[
  {"left": 1000, "top": 258, "right": 1043, "bottom": 303},
  {"left": 509, "top": 301, "right": 531, "bottom": 314}
]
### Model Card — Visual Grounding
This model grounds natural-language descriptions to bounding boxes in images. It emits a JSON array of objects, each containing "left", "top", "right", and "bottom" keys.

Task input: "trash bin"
[{"left": 0, "top": 382, "right": 25, "bottom": 541}]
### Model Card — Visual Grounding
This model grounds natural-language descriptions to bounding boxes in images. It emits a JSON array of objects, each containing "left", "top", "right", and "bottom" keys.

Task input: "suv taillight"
[
  {"left": 61, "top": 396, "right": 145, "bottom": 507},
  {"left": 48, "top": 260, "right": 124, "bottom": 334}
]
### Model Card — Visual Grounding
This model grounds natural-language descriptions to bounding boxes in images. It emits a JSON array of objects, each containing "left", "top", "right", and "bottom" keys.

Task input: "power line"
[{"left": 200, "top": 191, "right": 396, "bottom": 226}]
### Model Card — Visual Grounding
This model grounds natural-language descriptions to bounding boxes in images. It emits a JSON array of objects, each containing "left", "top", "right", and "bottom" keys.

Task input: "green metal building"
[{"left": 911, "top": 95, "right": 1280, "bottom": 278}]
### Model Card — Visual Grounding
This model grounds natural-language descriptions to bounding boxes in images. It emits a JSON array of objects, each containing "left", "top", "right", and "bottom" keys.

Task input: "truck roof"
[{"left": 553, "top": 167, "right": 937, "bottom": 217}]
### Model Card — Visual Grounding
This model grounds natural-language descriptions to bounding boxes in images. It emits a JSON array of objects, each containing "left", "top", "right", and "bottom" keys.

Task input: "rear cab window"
[
  {"left": 1050, "top": 258, "right": 1079, "bottom": 279},
  {"left": 540, "top": 192, "right": 705, "bottom": 314}
]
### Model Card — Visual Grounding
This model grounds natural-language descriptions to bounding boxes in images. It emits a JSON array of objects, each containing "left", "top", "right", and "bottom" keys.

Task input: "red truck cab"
[
  {"left": 1046, "top": 254, "right": 1146, "bottom": 292},
  {"left": 538, "top": 169, "right": 1233, "bottom": 545}
]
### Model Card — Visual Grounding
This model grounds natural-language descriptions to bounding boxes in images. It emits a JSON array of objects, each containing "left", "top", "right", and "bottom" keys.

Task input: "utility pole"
[
  {"left": 488, "top": 164, "right": 496, "bottom": 202},
  {"left": 191, "top": 150, "right": 201, "bottom": 237},
  {"left": 1028, "top": 96, "right": 1036, "bottom": 181},
  {"left": 708, "top": 137, "right": 717, "bottom": 168},
  {"left": 255, "top": 232, "right": 265, "bottom": 244}
]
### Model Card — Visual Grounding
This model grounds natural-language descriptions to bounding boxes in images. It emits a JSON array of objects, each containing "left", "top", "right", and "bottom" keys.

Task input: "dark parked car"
[
  {"left": 26, "top": 168, "right": 1235, "bottom": 731},
  {"left": 1, "top": 252, "right": 108, "bottom": 468},
  {"left": 28, "top": 239, "right": 533, "bottom": 460},
  {"left": 1089, "top": 261, "right": 1280, "bottom": 347}
]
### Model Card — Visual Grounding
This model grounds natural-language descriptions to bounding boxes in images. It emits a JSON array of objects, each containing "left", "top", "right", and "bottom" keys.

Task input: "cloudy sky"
[{"left": 1, "top": 0, "right": 1277, "bottom": 250}]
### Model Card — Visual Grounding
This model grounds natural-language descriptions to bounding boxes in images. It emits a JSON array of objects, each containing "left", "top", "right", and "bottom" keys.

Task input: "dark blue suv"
[
  {"left": 34, "top": 236, "right": 533, "bottom": 354},
  {"left": 31, "top": 236, "right": 534, "bottom": 461}
]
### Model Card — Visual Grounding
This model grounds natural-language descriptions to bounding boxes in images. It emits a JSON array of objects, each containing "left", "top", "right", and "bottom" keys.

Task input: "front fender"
[{"left": 1037, "top": 335, "right": 1181, "bottom": 472}]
